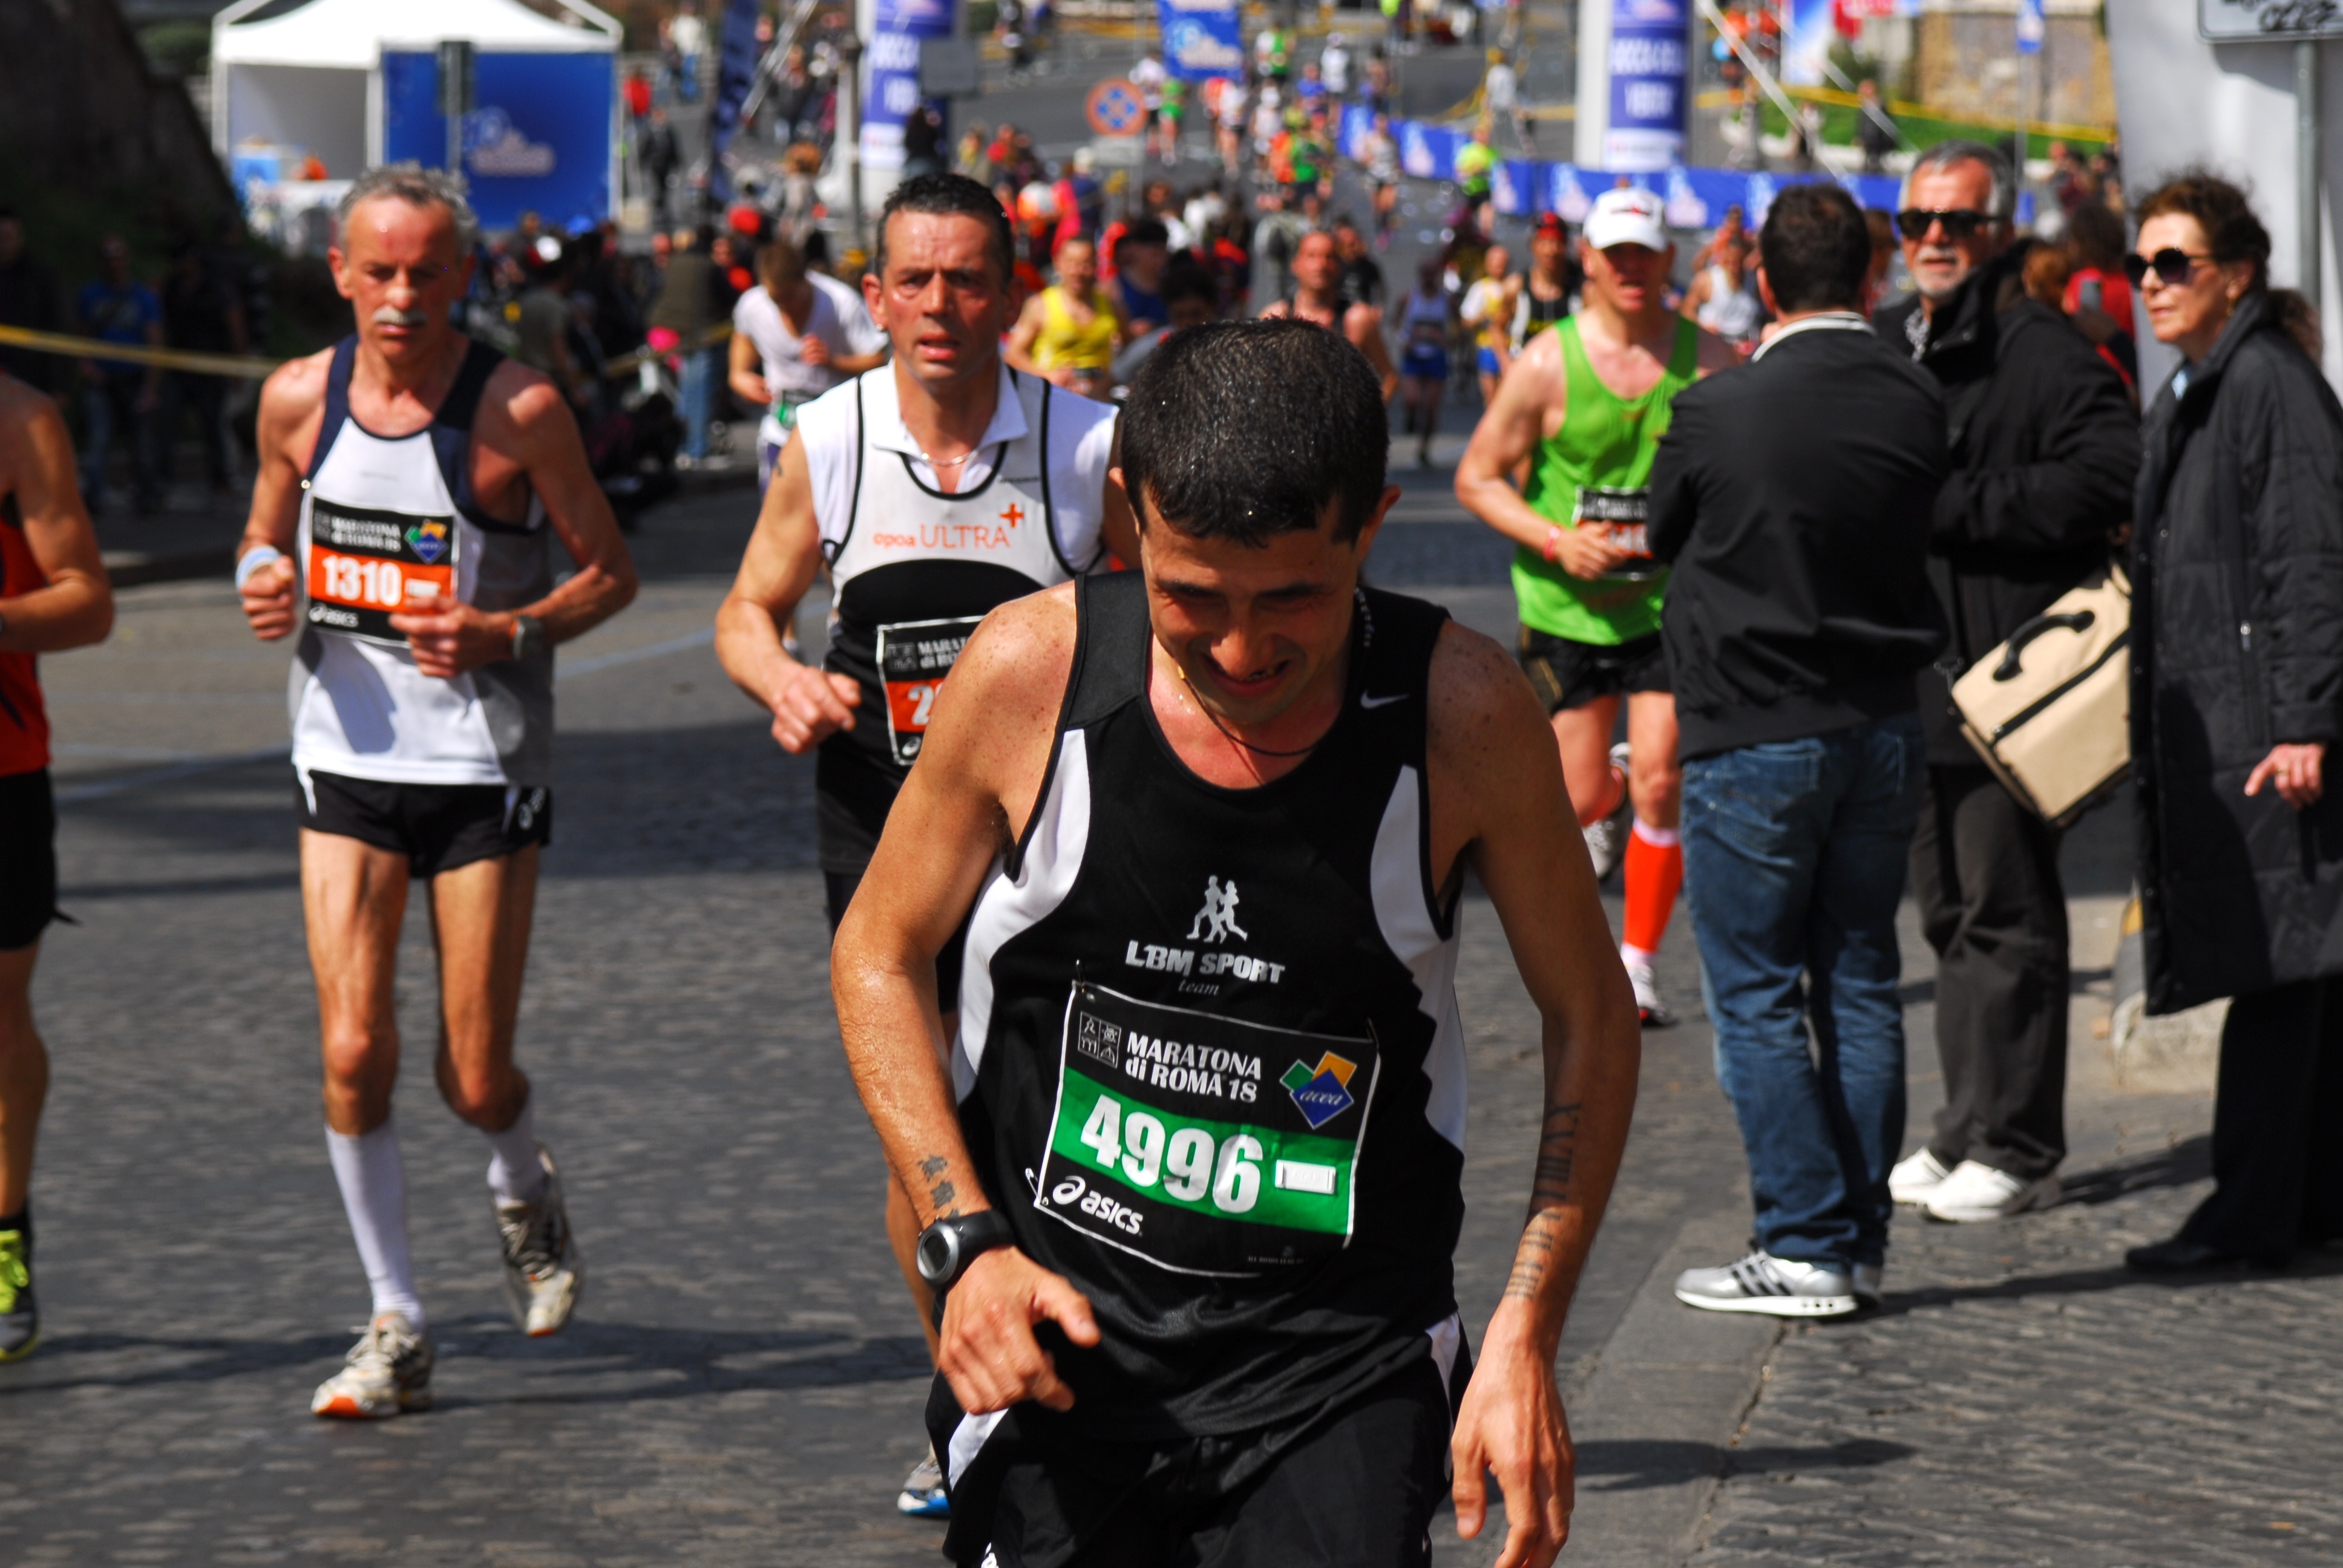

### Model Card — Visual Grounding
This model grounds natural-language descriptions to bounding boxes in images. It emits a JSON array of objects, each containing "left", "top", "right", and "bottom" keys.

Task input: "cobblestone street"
[{"left": 3, "top": 476, "right": 2334, "bottom": 1566}]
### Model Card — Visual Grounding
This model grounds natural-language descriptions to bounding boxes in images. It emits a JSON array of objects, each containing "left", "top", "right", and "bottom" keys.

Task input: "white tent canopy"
[{"left": 214, "top": 0, "right": 617, "bottom": 70}]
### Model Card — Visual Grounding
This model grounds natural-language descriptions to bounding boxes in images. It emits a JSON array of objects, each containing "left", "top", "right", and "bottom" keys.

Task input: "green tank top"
[{"left": 1511, "top": 315, "right": 1701, "bottom": 645}]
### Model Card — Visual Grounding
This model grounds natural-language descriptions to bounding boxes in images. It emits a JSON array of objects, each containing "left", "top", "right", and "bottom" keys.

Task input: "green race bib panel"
[{"left": 1035, "top": 982, "right": 1380, "bottom": 1278}]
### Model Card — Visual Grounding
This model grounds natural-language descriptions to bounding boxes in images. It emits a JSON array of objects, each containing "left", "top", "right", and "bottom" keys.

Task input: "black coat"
[
  {"left": 1875, "top": 245, "right": 2141, "bottom": 764},
  {"left": 2132, "top": 292, "right": 2343, "bottom": 1014},
  {"left": 1649, "top": 318, "right": 1948, "bottom": 760}
]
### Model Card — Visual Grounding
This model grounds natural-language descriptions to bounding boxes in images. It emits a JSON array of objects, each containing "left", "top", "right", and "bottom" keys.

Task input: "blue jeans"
[
  {"left": 1681, "top": 713, "right": 1925, "bottom": 1269},
  {"left": 678, "top": 345, "right": 716, "bottom": 459}
]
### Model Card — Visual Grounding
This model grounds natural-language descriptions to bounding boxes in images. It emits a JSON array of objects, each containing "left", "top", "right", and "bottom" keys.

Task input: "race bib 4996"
[{"left": 1035, "top": 983, "right": 1379, "bottom": 1278}]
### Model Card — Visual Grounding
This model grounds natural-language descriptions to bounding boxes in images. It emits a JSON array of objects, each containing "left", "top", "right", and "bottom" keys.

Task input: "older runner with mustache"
[{"left": 235, "top": 163, "right": 638, "bottom": 1419}]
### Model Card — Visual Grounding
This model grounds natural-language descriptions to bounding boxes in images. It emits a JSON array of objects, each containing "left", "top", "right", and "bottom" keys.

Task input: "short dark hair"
[
  {"left": 1758, "top": 183, "right": 1872, "bottom": 313},
  {"left": 1160, "top": 258, "right": 1216, "bottom": 310},
  {"left": 876, "top": 171, "right": 1015, "bottom": 283},
  {"left": 1119, "top": 320, "right": 1387, "bottom": 546},
  {"left": 2135, "top": 169, "right": 2271, "bottom": 295},
  {"left": 1120, "top": 217, "right": 1170, "bottom": 249}
]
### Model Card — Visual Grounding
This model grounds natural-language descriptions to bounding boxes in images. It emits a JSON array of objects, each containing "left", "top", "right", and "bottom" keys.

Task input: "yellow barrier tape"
[
  {"left": 0, "top": 322, "right": 281, "bottom": 379},
  {"left": 1691, "top": 85, "right": 2112, "bottom": 145}
]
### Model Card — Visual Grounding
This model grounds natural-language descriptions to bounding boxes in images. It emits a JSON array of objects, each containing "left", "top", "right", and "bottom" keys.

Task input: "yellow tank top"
[{"left": 1035, "top": 286, "right": 1119, "bottom": 371}]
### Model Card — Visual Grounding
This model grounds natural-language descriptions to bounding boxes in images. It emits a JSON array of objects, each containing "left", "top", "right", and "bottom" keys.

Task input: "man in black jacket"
[
  {"left": 1650, "top": 184, "right": 1947, "bottom": 1317},
  {"left": 1873, "top": 141, "right": 2138, "bottom": 1224}
]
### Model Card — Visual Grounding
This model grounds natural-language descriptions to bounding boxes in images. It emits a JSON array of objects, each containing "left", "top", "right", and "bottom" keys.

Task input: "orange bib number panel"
[
  {"left": 876, "top": 615, "right": 983, "bottom": 766},
  {"left": 307, "top": 500, "right": 459, "bottom": 644}
]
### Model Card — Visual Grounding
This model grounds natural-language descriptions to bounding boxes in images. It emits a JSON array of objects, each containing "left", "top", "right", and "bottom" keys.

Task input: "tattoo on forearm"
[
  {"left": 1503, "top": 1218, "right": 1558, "bottom": 1301},
  {"left": 920, "top": 1156, "right": 949, "bottom": 1179},
  {"left": 1506, "top": 1102, "right": 1584, "bottom": 1302},
  {"left": 928, "top": 1179, "right": 959, "bottom": 1217}
]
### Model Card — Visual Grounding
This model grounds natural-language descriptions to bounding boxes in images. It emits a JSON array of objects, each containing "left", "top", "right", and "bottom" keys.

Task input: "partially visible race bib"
[
  {"left": 306, "top": 500, "right": 457, "bottom": 644},
  {"left": 1034, "top": 982, "right": 1380, "bottom": 1278},
  {"left": 876, "top": 615, "right": 982, "bottom": 767},
  {"left": 1573, "top": 486, "right": 1659, "bottom": 581}
]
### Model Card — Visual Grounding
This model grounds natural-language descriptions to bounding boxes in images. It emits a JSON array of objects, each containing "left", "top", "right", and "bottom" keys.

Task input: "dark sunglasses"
[
  {"left": 1893, "top": 207, "right": 1993, "bottom": 241},
  {"left": 2123, "top": 247, "right": 2215, "bottom": 289}
]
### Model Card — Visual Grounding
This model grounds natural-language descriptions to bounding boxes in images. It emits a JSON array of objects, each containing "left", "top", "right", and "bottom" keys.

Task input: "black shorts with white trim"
[{"left": 295, "top": 768, "right": 552, "bottom": 880}]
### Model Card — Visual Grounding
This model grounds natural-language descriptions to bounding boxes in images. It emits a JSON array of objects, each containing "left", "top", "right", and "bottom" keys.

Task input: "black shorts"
[
  {"left": 936, "top": 1357, "right": 1454, "bottom": 1568},
  {"left": 1518, "top": 627, "right": 1671, "bottom": 714},
  {"left": 824, "top": 867, "right": 969, "bottom": 1008},
  {"left": 0, "top": 768, "right": 58, "bottom": 952},
  {"left": 297, "top": 768, "right": 552, "bottom": 879}
]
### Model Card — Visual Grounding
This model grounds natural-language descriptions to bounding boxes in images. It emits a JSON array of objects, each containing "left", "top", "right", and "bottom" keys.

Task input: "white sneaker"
[
  {"left": 1924, "top": 1160, "right": 2060, "bottom": 1223},
  {"left": 1888, "top": 1147, "right": 1953, "bottom": 1206},
  {"left": 1582, "top": 743, "right": 1633, "bottom": 882},
  {"left": 1627, "top": 962, "right": 1676, "bottom": 1028},
  {"left": 896, "top": 1446, "right": 951, "bottom": 1518},
  {"left": 1674, "top": 1250, "right": 1858, "bottom": 1318},
  {"left": 496, "top": 1144, "right": 585, "bottom": 1337},
  {"left": 311, "top": 1312, "right": 433, "bottom": 1419}
]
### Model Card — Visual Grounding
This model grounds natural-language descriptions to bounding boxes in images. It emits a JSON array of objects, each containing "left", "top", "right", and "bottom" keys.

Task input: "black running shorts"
[
  {"left": 1518, "top": 627, "right": 1671, "bottom": 714},
  {"left": 824, "top": 868, "right": 969, "bottom": 1009},
  {"left": 297, "top": 768, "right": 552, "bottom": 879},
  {"left": 936, "top": 1357, "right": 1454, "bottom": 1568},
  {"left": 0, "top": 768, "right": 57, "bottom": 952}
]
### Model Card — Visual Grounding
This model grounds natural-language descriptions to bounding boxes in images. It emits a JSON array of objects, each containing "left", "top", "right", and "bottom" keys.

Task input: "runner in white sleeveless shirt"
[
  {"left": 234, "top": 165, "right": 638, "bottom": 1420},
  {"left": 715, "top": 172, "right": 1135, "bottom": 1519}
]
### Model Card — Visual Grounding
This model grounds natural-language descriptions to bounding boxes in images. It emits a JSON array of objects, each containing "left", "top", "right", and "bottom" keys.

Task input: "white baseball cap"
[{"left": 1582, "top": 187, "right": 1669, "bottom": 252}]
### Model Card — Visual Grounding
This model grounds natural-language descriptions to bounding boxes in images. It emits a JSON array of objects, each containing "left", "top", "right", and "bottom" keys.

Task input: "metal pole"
[
  {"left": 842, "top": 32, "right": 866, "bottom": 260},
  {"left": 2299, "top": 38, "right": 2322, "bottom": 316}
]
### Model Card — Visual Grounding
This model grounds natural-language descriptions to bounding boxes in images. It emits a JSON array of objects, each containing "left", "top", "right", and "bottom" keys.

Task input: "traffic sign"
[{"left": 1086, "top": 77, "right": 1146, "bottom": 137}]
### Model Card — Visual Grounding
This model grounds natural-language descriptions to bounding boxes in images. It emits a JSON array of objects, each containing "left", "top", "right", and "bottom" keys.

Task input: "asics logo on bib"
[{"left": 1047, "top": 1175, "right": 1145, "bottom": 1235}]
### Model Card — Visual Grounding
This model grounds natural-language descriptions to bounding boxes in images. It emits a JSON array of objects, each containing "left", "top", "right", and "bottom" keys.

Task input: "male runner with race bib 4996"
[
  {"left": 833, "top": 319, "right": 1640, "bottom": 1568},
  {"left": 1455, "top": 187, "right": 1736, "bottom": 1028},
  {"left": 715, "top": 172, "right": 1135, "bottom": 1518},
  {"left": 237, "top": 165, "right": 638, "bottom": 1419}
]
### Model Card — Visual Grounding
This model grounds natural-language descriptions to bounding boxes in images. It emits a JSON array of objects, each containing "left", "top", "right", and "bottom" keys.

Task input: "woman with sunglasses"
[{"left": 2126, "top": 171, "right": 2343, "bottom": 1273}]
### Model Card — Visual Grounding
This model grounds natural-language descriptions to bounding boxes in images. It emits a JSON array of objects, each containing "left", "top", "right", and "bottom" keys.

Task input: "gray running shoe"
[
  {"left": 496, "top": 1144, "right": 585, "bottom": 1338},
  {"left": 1584, "top": 742, "right": 1633, "bottom": 882},
  {"left": 1674, "top": 1250, "right": 1858, "bottom": 1318},
  {"left": 896, "top": 1446, "right": 951, "bottom": 1518},
  {"left": 1627, "top": 962, "right": 1677, "bottom": 1028},
  {"left": 0, "top": 1225, "right": 35, "bottom": 1362},
  {"left": 311, "top": 1312, "right": 433, "bottom": 1418}
]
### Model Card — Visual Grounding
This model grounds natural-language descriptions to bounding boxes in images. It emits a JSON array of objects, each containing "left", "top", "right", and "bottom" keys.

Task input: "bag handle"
[{"left": 1992, "top": 610, "right": 2097, "bottom": 681}]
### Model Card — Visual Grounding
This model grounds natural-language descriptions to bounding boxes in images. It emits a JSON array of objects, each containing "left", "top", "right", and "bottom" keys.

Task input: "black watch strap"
[{"left": 914, "top": 1210, "right": 1015, "bottom": 1292}]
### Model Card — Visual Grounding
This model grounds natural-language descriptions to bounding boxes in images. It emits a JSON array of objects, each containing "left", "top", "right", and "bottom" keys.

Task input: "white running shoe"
[
  {"left": 1674, "top": 1250, "right": 1858, "bottom": 1318},
  {"left": 1582, "top": 745, "right": 1633, "bottom": 882},
  {"left": 896, "top": 1446, "right": 951, "bottom": 1518},
  {"left": 1627, "top": 962, "right": 1676, "bottom": 1028},
  {"left": 1887, "top": 1147, "right": 1954, "bottom": 1206},
  {"left": 311, "top": 1312, "right": 433, "bottom": 1419},
  {"left": 496, "top": 1144, "right": 585, "bottom": 1337},
  {"left": 1924, "top": 1160, "right": 2060, "bottom": 1223}
]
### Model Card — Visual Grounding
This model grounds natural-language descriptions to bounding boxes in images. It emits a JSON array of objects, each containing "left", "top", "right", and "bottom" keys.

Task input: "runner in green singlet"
[{"left": 1455, "top": 188, "right": 1737, "bottom": 1028}]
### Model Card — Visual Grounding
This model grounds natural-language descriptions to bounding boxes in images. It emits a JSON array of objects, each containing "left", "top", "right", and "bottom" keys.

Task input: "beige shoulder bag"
[{"left": 1951, "top": 565, "right": 2131, "bottom": 828}]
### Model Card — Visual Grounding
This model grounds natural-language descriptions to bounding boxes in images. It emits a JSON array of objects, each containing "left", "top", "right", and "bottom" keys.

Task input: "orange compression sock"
[{"left": 1619, "top": 818, "right": 1683, "bottom": 965}]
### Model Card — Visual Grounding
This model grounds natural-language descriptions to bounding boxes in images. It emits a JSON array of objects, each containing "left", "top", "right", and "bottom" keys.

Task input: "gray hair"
[
  {"left": 337, "top": 162, "right": 481, "bottom": 254},
  {"left": 1900, "top": 139, "right": 2017, "bottom": 221}
]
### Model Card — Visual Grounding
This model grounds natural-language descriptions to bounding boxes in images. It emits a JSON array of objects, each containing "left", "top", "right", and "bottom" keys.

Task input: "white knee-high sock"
[
  {"left": 325, "top": 1119, "right": 424, "bottom": 1329},
  {"left": 482, "top": 1092, "right": 546, "bottom": 1206}
]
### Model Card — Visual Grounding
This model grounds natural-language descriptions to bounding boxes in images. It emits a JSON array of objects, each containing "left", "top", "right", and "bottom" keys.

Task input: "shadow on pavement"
[
  {"left": 2057, "top": 1135, "right": 2212, "bottom": 1205},
  {"left": 1575, "top": 1436, "right": 1915, "bottom": 1492},
  {"left": 1869, "top": 1246, "right": 2343, "bottom": 1319}
]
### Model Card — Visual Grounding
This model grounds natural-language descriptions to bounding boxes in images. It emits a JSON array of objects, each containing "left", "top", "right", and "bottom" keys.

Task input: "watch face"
[{"left": 917, "top": 1228, "right": 954, "bottom": 1284}]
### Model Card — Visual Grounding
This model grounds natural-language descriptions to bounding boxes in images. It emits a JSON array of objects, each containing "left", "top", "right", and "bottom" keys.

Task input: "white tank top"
[
  {"left": 290, "top": 338, "right": 555, "bottom": 787},
  {"left": 796, "top": 364, "right": 1114, "bottom": 789},
  {"left": 1695, "top": 264, "right": 1761, "bottom": 341}
]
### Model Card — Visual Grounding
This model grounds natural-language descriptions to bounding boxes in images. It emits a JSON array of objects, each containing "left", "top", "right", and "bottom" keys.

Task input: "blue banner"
[
  {"left": 382, "top": 51, "right": 614, "bottom": 233},
  {"left": 1341, "top": 103, "right": 1902, "bottom": 221},
  {"left": 865, "top": 0, "right": 957, "bottom": 173},
  {"left": 706, "top": 0, "right": 762, "bottom": 201},
  {"left": 1606, "top": 0, "right": 1688, "bottom": 171},
  {"left": 1158, "top": 0, "right": 1245, "bottom": 82}
]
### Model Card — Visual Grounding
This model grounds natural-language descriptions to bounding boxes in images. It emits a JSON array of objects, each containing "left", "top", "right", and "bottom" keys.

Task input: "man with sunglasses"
[{"left": 1871, "top": 140, "right": 2137, "bottom": 1226}]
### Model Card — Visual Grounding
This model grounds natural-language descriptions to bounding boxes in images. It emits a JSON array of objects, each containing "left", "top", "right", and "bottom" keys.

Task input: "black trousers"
[
  {"left": 2178, "top": 976, "right": 2343, "bottom": 1262},
  {"left": 1909, "top": 765, "right": 2069, "bottom": 1180}
]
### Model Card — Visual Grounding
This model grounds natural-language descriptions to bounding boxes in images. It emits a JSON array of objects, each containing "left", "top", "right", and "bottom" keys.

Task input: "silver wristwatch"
[{"left": 509, "top": 614, "right": 547, "bottom": 661}]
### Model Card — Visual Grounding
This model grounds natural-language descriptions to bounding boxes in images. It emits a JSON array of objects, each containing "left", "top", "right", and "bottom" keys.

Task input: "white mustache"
[{"left": 372, "top": 305, "right": 431, "bottom": 327}]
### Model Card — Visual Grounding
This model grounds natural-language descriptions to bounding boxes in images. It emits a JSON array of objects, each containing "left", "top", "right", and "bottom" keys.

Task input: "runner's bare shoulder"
[
  {"left": 472, "top": 354, "right": 569, "bottom": 446},
  {"left": 1424, "top": 618, "right": 1552, "bottom": 802},
  {"left": 255, "top": 348, "right": 335, "bottom": 459},
  {"left": 923, "top": 582, "right": 1081, "bottom": 792}
]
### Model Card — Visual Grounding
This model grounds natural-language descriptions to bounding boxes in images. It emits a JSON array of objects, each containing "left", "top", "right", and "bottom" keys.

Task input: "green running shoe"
[{"left": 0, "top": 1227, "right": 39, "bottom": 1362}]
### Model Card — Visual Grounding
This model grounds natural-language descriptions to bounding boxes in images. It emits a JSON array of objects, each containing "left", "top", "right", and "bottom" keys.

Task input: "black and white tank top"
[{"left": 952, "top": 569, "right": 1468, "bottom": 1439}]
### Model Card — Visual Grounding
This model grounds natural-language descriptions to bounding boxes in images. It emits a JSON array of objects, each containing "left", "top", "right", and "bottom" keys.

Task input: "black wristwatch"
[
  {"left": 915, "top": 1210, "right": 1015, "bottom": 1292},
  {"left": 509, "top": 613, "right": 547, "bottom": 661}
]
